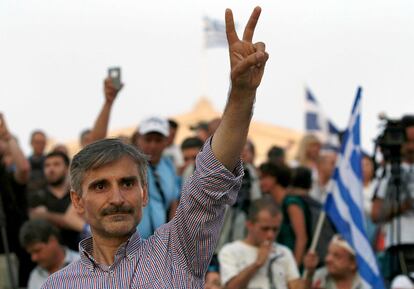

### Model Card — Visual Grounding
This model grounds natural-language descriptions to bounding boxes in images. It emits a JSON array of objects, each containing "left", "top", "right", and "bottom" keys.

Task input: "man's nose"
[{"left": 109, "top": 185, "right": 125, "bottom": 204}]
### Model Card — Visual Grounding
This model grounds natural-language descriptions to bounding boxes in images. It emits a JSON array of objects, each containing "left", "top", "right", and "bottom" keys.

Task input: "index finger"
[
  {"left": 242, "top": 6, "right": 261, "bottom": 42},
  {"left": 225, "top": 9, "right": 239, "bottom": 45}
]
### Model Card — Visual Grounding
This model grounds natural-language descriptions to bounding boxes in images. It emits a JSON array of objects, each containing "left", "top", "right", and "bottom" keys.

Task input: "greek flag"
[
  {"left": 305, "top": 88, "right": 340, "bottom": 149},
  {"left": 203, "top": 16, "right": 228, "bottom": 48},
  {"left": 324, "top": 88, "right": 385, "bottom": 289}
]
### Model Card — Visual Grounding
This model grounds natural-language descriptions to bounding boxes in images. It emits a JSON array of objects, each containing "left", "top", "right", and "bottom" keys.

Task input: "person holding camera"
[{"left": 372, "top": 115, "right": 414, "bottom": 282}]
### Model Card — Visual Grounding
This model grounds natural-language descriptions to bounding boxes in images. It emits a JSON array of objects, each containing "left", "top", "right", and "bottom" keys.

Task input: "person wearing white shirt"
[{"left": 219, "top": 197, "right": 302, "bottom": 289}]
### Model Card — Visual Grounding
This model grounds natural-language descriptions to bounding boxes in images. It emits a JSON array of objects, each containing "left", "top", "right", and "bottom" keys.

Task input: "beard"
[{"left": 48, "top": 175, "right": 66, "bottom": 187}]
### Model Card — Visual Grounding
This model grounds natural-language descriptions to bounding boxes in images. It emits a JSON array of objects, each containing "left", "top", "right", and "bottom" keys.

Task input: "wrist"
[{"left": 229, "top": 86, "right": 257, "bottom": 98}]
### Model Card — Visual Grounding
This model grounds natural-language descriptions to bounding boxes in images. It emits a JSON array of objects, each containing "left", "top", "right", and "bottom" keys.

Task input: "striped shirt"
[{"left": 41, "top": 140, "right": 243, "bottom": 289}]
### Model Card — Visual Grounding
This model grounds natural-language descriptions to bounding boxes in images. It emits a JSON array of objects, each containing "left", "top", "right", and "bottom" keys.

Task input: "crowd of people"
[{"left": 1, "top": 6, "right": 414, "bottom": 289}]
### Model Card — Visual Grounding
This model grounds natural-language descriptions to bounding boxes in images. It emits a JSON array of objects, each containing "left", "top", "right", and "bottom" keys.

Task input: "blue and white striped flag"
[
  {"left": 324, "top": 87, "right": 385, "bottom": 289},
  {"left": 305, "top": 88, "right": 341, "bottom": 149},
  {"left": 203, "top": 16, "right": 228, "bottom": 48}
]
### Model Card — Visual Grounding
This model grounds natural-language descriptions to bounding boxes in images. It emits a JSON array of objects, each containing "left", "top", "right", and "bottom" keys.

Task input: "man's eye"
[
  {"left": 95, "top": 183, "right": 105, "bottom": 190},
  {"left": 123, "top": 180, "right": 134, "bottom": 188}
]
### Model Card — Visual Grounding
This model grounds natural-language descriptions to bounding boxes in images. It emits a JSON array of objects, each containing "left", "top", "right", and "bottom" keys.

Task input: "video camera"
[{"left": 375, "top": 115, "right": 406, "bottom": 164}]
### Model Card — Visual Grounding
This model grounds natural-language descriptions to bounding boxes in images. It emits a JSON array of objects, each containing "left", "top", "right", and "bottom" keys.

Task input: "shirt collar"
[{"left": 79, "top": 230, "right": 142, "bottom": 271}]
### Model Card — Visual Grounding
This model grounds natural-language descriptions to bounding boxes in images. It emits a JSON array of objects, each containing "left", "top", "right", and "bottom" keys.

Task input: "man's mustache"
[{"left": 101, "top": 205, "right": 134, "bottom": 216}]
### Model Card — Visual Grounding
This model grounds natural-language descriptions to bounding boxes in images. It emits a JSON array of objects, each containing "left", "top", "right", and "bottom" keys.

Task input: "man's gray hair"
[{"left": 70, "top": 138, "right": 148, "bottom": 195}]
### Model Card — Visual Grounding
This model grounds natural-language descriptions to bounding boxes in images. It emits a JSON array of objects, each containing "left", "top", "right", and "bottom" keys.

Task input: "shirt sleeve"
[
  {"left": 218, "top": 244, "right": 240, "bottom": 286},
  {"left": 152, "top": 138, "right": 244, "bottom": 279}
]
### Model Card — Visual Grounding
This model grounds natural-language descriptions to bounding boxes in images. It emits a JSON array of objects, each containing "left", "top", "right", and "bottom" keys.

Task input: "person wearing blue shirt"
[{"left": 135, "top": 116, "right": 180, "bottom": 239}]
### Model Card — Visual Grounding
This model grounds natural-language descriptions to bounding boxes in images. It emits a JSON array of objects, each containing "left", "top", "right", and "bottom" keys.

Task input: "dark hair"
[
  {"left": 30, "top": 130, "right": 46, "bottom": 141},
  {"left": 267, "top": 146, "right": 284, "bottom": 159},
  {"left": 291, "top": 166, "right": 312, "bottom": 189},
  {"left": 247, "top": 196, "right": 281, "bottom": 222},
  {"left": 402, "top": 115, "right": 414, "bottom": 129},
  {"left": 19, "top": 219, "right": 61, "bottom": 248},
  {"left": 259, "top": 162, "right": 291, "bottom": 188},
  {"left": 168, "top": 119, "right": 178, "bottom": 129},
  {"left": 181, "top": 137, "right": 204, "bottom": 150},
  {"left": 45, "top": 151, "right": 70, "bottom": 167}
]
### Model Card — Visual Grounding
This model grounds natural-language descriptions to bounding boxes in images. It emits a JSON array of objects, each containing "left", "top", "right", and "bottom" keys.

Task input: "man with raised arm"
[{"left": 41, "top": 6, "right": 268, "bottom": 288}]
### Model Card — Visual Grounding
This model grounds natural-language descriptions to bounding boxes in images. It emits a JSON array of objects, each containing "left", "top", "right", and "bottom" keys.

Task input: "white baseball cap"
[{"left": 138, "top": 116, "right": 169, "bottom": 137}]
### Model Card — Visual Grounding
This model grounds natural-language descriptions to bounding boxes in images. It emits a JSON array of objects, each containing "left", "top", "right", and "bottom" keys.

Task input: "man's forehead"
[
  {"left": 27, "top": 242, "right": 47, "bottom": 251},
  {"left": 82, "top": 156, "right": 140, "bottom": 182},
  {"left": 256, "top": 211, "right": 281, "bottom": 222}
]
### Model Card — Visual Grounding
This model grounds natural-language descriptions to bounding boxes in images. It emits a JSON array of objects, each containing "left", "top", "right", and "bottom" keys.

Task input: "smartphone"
[{"left": 108, "top": 67, "right": 122, "bottom": 91}]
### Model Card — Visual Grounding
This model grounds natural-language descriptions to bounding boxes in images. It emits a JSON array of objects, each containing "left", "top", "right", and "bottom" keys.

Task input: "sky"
[{"left": 1, "top": 0, "right": 414, "bottom": 154}]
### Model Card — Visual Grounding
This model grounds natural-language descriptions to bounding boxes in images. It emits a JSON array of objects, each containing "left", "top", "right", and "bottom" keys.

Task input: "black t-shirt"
[
  {"left": 0, "top": 162, "right": 35, "bottom": 286},
  {"left": 28, "top": 188, "right": 80, "bottom": 251},
  {"left": 0, "top": 164, "right": 28, "bottom": 254}
]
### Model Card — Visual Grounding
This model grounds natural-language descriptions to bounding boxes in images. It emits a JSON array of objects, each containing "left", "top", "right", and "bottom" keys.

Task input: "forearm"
[
  {"left": 294, "top": 238, "right": 308, "bottom": 265},
  {"left": 8, "top": 137, "right": 30, "bottom": 183},
  {"left": 225, "top": 262, "right": 261, "bottom": 289},
  {"left": 212, "top": 88, "right": 256, "bottom": 171},
  {"left": 170, "top": 141, "right": 243, "bottom": 278},
  {"left": 89, "top": 101, "right": 112, "bottom": 142},
  {"left": 372, "top": 199, "right": 411, "bottom": 223},
  {"left": 44, "top": 211, "right": 84, "bottom": 232}
]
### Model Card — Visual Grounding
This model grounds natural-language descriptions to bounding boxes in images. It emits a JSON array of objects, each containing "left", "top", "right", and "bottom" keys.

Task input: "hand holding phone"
[
  {"left": 104, "top": 67, "right": 123, "bottom": 104},
  {"left": 108, "top": 67, "right": 122, "bottom": 91}
]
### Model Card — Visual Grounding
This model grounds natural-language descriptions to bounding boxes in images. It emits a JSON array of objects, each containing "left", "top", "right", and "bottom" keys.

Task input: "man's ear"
[
  {"left": 141, "top": 186, "right": 149, "bottom": 207},
  {"left": 70, "top": 190, "right": 85, "bottom": 215},
  {"left": 245, "top": 220, "right": 254, "bottom": 231}
]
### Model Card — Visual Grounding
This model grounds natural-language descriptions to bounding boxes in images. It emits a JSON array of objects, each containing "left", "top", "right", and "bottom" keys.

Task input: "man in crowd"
[
  {"left": 19, "top": 219, "right": 79, "bottom": 289},
  {"left": 79, "top": 76, "right": 122, "bottom": 148},
  {"left": 219, "top": 197, "right": 302, "bottom": 289},
  {"left": 135, "top": 116, "right": 181, "bottom": 239},
  {"left": 27, "top": 130, "right": 48, "bottom": 193},
  {"left": 191, "top": 121, "right": 210, "bottom": 143},
  {"left": 41, "top": 6, "right": 269, "bottom": 287},
  {"left": 163, "top": 118, "right": 184, "bottom": 168},
  {"left": 179, "top": 136, "right": 204, "bottom": 183},
  {"left": 303, "top": 235, "right": 362, "bottom": 289},
  {"left": 0, "top": 113, "right": 32, "bottom": 288},
  {"left": 372, "top": 115, "right": 414, "bottom": 281},
  {"left": 28, "top": 151, "right": 81, "bottom": 250},
  {"left": 309, "top": 148, "right": 337, "bottom": 203}
]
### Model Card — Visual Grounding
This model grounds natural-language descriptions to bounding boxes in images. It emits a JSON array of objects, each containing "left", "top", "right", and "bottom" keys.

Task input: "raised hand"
[
  {"left": 104, "top": 77, "right": 123, "bottom": 104},
  {"left": 0, "top": 113, "right": 11, "bottom": 142},
  {"left": 255, "top": 240, "right": 273, "bottom": 267},
  {"left": 225, "top": 7, "right": 269, "bottom": 92}
]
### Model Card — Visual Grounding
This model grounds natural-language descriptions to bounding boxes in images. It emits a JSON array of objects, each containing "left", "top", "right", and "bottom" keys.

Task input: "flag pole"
[
  {"left": 302, "top": 210, "right": 326, "bottom": 279},
  {"left": 309, "top": 210, "right": 326, "bottom": 252}
]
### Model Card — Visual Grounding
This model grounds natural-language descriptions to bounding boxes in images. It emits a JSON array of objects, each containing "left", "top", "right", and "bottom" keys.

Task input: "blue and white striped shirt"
[{"left": 41, "top": 140, "right": 243, "bottom": 288}]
